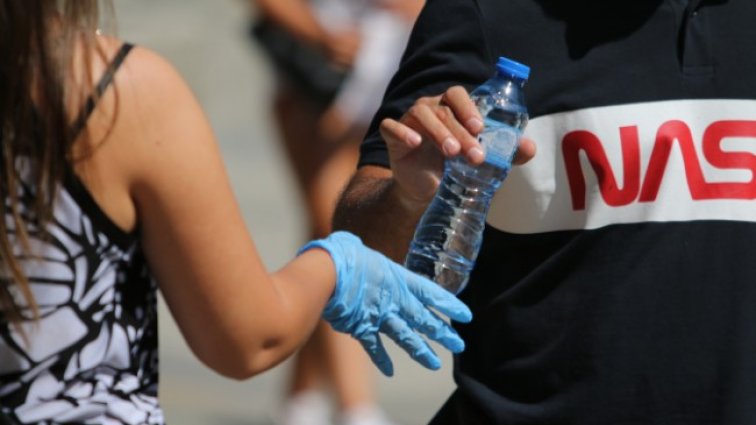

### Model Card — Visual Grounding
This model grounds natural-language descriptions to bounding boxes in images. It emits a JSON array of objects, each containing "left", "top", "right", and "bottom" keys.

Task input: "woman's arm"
[
  {"left": 119, "top": 47, "right": 336, "bottom": 378},
  {"left": 92, "top": 45, "right": 467, "bottom": 379}
]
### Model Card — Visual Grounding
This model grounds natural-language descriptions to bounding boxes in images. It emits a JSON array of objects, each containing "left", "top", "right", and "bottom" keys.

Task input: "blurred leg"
[
  {"left": 279, "top": 323, "right": 331, "bottom": 425},
  {"left": 287, "top": 323, "right": 325, "bottom": 395},
  {"left": 320, "top": 322, "right": 374, "bottom": 410},
  {"left": 272, "top": 88, "right": 393, "bottom": 425}
]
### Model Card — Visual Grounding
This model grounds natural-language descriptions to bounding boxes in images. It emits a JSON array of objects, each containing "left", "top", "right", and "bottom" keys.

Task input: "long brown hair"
[{"left": 0, "top": 0, "right": 103, "bottom": 324}]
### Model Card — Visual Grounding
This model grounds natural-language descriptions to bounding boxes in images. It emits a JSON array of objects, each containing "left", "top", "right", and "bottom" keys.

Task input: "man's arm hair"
[{"left": 333, "top": 166, "right": 426, "bottom": 262}]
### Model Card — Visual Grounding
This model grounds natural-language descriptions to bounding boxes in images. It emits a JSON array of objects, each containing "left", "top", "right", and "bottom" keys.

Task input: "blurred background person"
[{"left": 250, "top": 1, "right": 424, "bottom": 424}]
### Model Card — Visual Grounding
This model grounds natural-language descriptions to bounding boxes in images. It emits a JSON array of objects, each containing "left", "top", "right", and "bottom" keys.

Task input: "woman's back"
[{"left": 0, "top": 41, "right": 164, "bottom": 425}]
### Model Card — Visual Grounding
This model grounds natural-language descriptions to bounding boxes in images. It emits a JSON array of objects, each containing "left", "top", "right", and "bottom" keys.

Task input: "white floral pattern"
[{"left": 0, "top": 173, "right": 162, "bottom": 425}]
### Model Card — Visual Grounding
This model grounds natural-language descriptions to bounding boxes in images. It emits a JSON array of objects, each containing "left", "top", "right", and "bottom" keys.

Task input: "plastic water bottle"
[{"left": 404, "top": 57, "right": 530, "bottom": 294}]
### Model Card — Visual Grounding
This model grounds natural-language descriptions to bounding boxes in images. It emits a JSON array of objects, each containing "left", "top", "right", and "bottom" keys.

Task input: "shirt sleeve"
[
  {"left": 330, "top": 11, "right": 412, "bottom": 127},
  {"left": 358, "top": 0, "right": 495, "bottom": 169}
]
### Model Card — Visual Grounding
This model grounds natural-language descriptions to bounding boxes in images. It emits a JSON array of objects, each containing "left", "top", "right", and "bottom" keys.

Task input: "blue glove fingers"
[
  {"left": 400, "top": 266, "right": 473, "bottom": 323},
  {"left": 404, "top": 303, "right": 466, "bottom": 353},
  {"left": 381, "top": 314, "right": 441, "bottom": 370},
  {"left": 357, "top": 332, "right": 394, "bottom": 377}
]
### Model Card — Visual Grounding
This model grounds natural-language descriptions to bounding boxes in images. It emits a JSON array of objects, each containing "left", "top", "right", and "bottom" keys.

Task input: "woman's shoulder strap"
[{"left": 70, "top": 42, "right": 134, "bottom": 137}]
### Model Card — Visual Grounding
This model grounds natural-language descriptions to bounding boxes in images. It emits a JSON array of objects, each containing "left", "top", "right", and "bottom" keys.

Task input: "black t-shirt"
[{"left": 360, "top": 0, "right": 756, "bottom": 424}]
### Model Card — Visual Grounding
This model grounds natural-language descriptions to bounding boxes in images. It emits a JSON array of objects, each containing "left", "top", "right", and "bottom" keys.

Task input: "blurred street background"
[{"left": 112, "top": 1, "right": 455, "bottom": 424}]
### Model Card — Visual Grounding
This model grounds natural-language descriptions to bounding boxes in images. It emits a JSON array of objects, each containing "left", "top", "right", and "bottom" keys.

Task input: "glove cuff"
[{"left": 297, "top": 231, "right": 363, "bottom": 322}]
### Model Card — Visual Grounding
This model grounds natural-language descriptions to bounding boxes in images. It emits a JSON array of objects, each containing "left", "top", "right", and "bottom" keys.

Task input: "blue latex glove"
[{"left": 299, "top": 231, "right": 472, "bottom": 376}]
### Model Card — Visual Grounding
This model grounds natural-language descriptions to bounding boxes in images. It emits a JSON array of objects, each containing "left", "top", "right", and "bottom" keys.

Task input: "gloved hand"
[{"left": 299, "top": 231, "right": 472, "bottom": 376}]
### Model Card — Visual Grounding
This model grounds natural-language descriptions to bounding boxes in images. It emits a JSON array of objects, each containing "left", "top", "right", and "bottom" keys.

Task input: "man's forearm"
[{"left": 333, "top": 170, "right": 426, "bottom": 263}]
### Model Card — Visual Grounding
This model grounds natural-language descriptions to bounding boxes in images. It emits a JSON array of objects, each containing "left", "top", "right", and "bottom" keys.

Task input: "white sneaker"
[
  {"left": 339, "top": 405, "right": 400, "bottom": 425},
  {"left": 277, "top": 391, "right": 334, "bottom": 425}
]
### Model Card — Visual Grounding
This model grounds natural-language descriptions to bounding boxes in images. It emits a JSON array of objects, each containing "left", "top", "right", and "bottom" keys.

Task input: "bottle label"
[{"left": 480, "top": 118, "right": 519, "bottom": 169}]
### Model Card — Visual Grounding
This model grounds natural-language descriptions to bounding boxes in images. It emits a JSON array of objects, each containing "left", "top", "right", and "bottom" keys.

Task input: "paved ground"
[{"left": 112, "top": 1, "right": 456, "bottom": 424}]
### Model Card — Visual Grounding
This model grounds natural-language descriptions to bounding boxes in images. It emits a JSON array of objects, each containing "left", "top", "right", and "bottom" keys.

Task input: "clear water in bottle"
[{"left": 404, "top": 57, "right": 529, "bottom": 294}]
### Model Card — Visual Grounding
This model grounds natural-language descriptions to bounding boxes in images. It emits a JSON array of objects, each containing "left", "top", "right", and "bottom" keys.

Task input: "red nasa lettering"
[{"left": 563, "top": 120, "right": 756, "bottom": 210}]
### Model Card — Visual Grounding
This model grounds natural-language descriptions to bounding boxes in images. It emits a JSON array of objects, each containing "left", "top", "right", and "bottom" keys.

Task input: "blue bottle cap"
[{"left": 496, "top": 56, "right": 530, "bottom": 80}]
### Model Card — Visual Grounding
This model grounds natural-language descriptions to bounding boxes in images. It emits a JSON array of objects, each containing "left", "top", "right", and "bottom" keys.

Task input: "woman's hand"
[
  {"left": 300, "top": 231, "right": 472, "bottom": 376},
  {"left": 319, "top": 28, "right": 361, "bottom": 69}
]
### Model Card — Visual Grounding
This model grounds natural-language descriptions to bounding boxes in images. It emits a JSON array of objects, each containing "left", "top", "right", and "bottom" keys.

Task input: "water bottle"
[{"left": 404, "top": 56, "right": 530, "bottom": 294}]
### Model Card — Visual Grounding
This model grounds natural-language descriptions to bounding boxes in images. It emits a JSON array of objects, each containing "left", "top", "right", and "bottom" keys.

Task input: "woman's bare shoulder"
[
  {"left": 71, "top": 35, "right": 191, "bottom": 132},
  {"left": 71, "top": 35, "right": 211, "bottom": 231},
  {"left": 81, "top": 35, "right": 207, "bottom": 152}
]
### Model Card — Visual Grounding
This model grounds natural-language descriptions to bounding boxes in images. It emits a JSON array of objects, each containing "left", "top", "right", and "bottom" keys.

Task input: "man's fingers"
[
  {"left": 440, "top": 86, "right": 484, "bottom": 135},
  {"left": 402, "top": 101, "right": 484, "bottom": 164},
  {"left": 358, "top": 332, "right": 394, "bottom": 377},
  {"left": 404, "top": 104, "right": 463, "bottom": 157},
  {"left": 434, "top": 86, "right": 486, "bottom": 164},
  {"left": 513, "top": 137, "right": 536, "bottom": 165},
  {"left": 393, "top": 88, "right": 533, "bottom": 167},
  {"left": 380, "top": 118, "right": 423, "bottom": 159},
  {"left": 434, "top": 104, "right": 485, "bottom": 165},
  {"left": 381, "top": 314, "right": 442, "bottom": 370}
]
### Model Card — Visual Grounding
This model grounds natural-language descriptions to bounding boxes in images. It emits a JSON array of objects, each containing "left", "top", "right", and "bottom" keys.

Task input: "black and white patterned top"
[{"left": 0, "top": 44, "right": 164, "bottom": 424}]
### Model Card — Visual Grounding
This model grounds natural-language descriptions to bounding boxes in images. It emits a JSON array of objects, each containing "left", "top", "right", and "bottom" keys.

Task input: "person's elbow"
[{"left": 190, "top": 329, "right": 293, "bottom": 380}]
